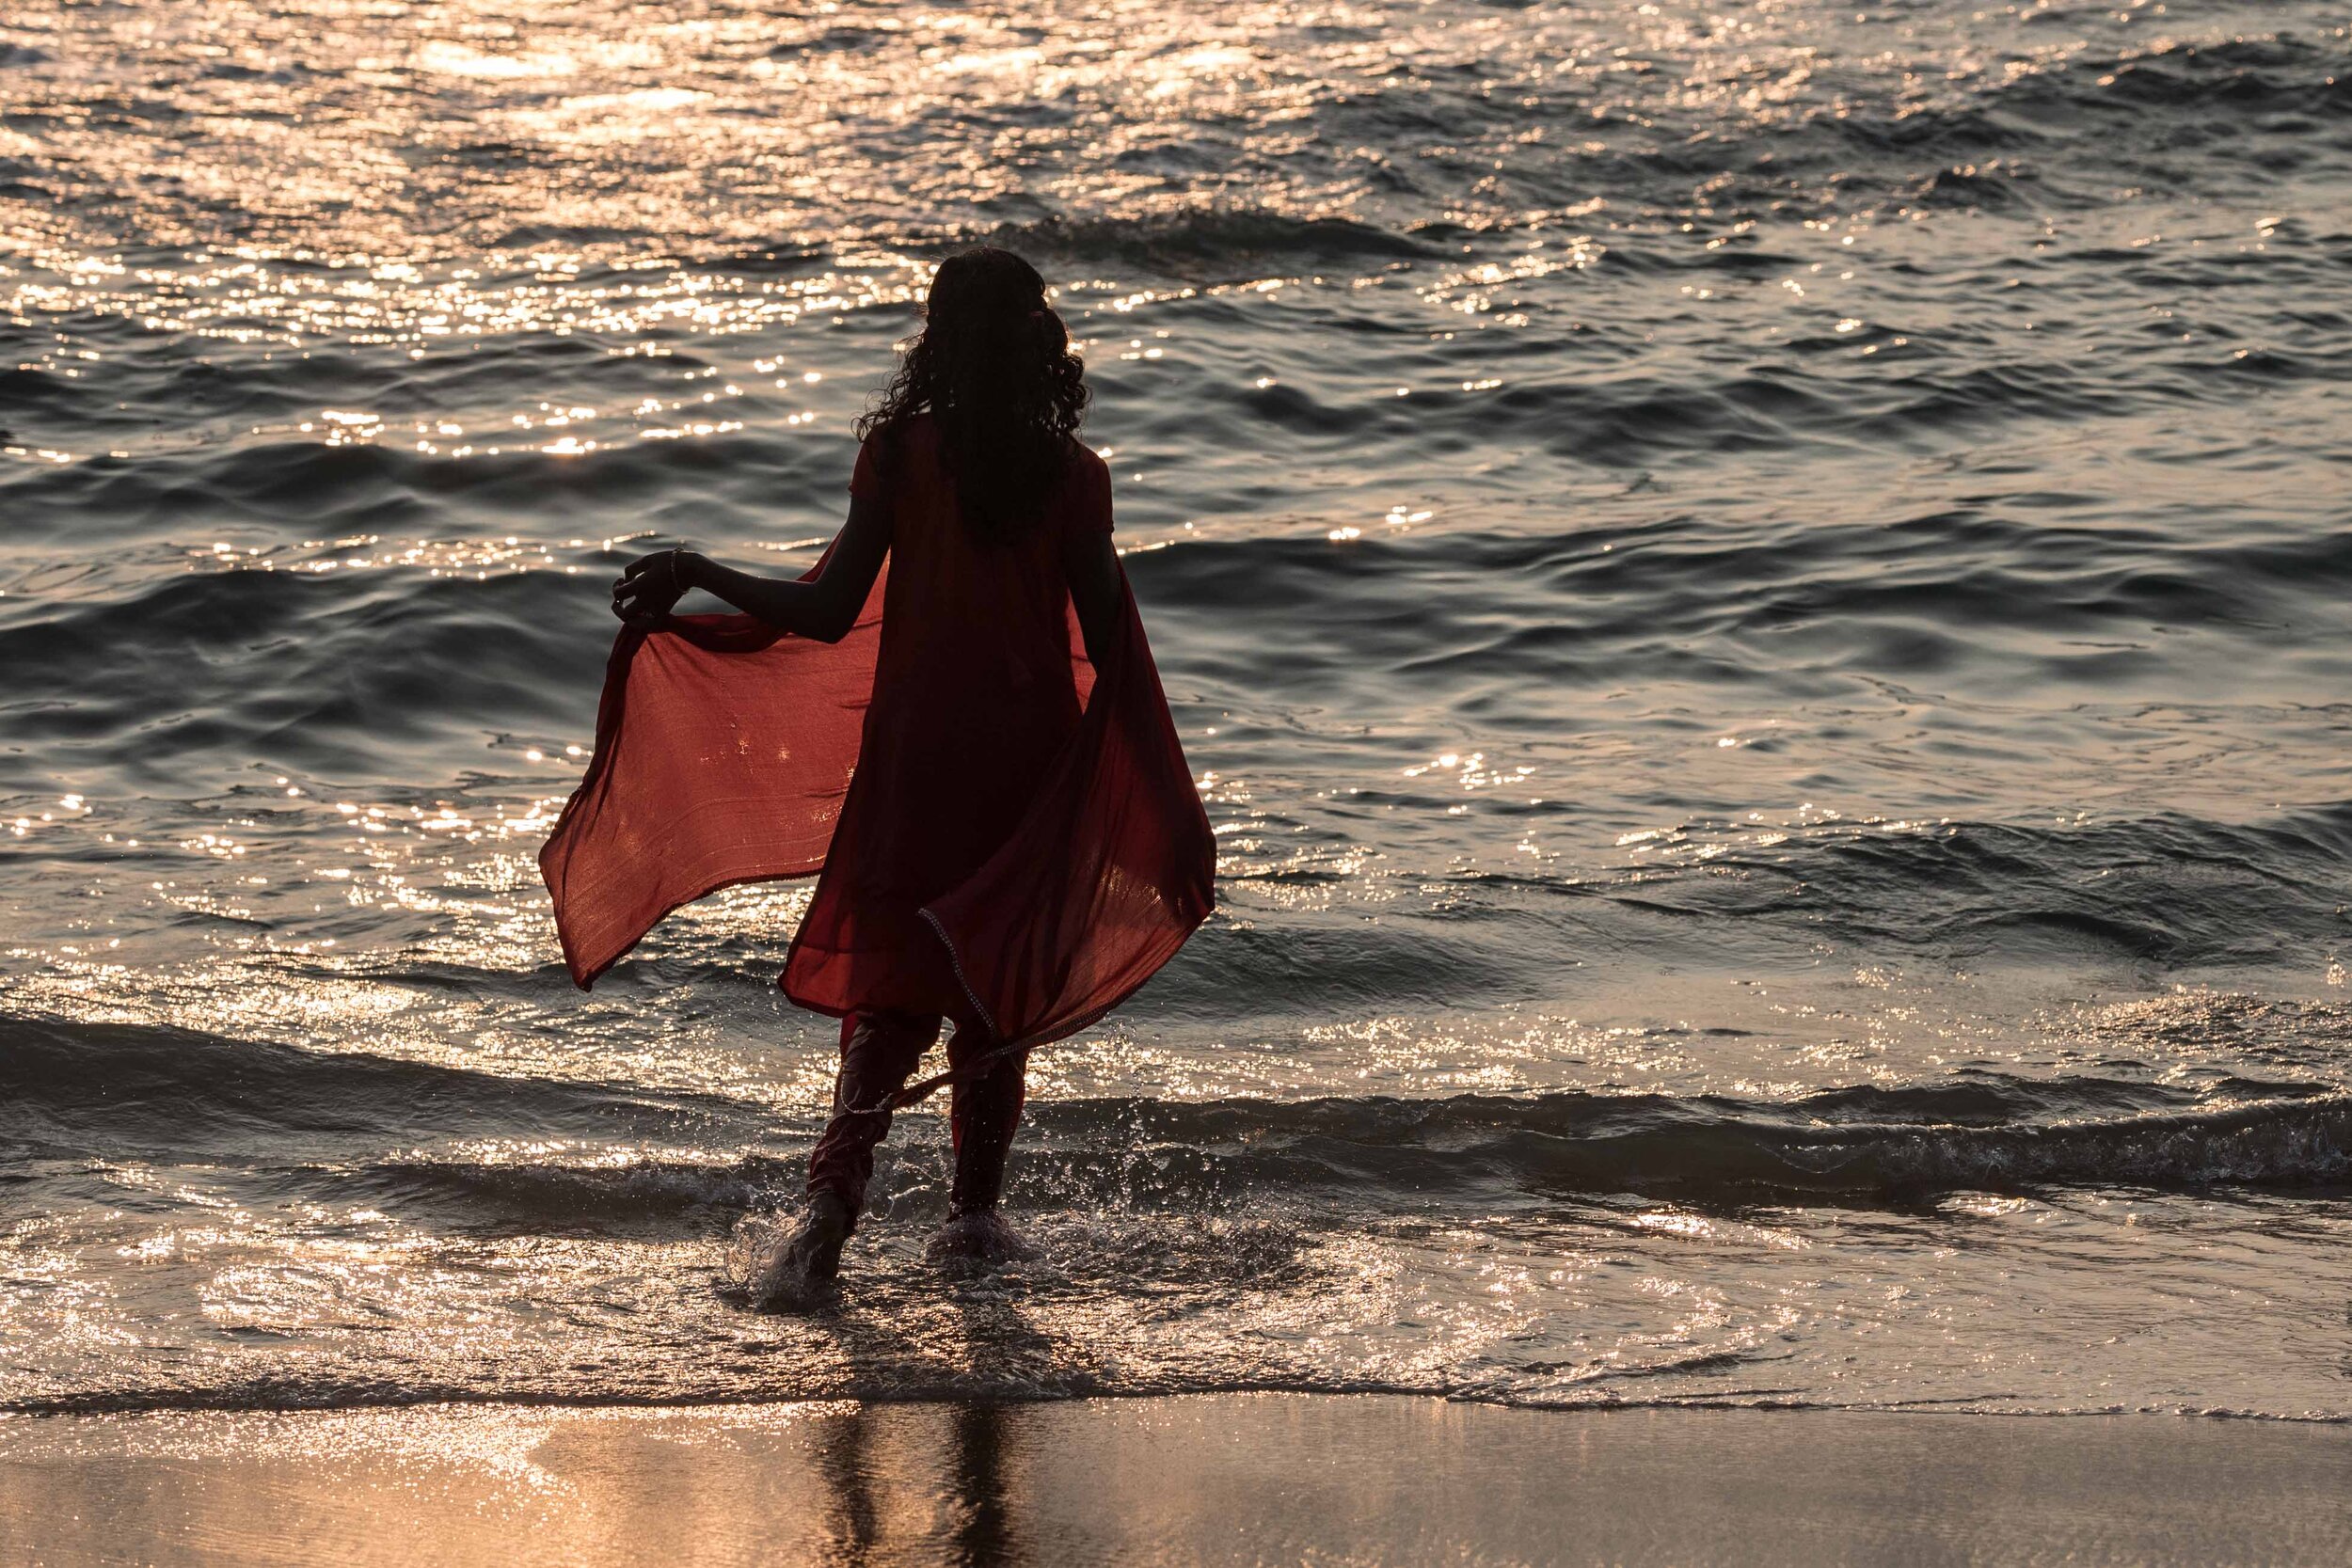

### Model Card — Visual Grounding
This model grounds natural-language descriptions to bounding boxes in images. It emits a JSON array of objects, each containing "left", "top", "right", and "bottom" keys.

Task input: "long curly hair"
[{"left": 856, "top": 246, "right": 1090, "bottom": 542}]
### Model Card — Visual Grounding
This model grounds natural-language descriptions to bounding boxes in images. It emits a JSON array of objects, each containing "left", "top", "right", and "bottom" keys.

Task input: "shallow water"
[{"left": 4, "top": 0, "right": 2351, "bottom": 1418}]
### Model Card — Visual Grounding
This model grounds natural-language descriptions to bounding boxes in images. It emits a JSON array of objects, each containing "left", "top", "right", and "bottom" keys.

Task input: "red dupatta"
[{"left": 537, "top": 557, "right": 1215, "bottom": 1055}]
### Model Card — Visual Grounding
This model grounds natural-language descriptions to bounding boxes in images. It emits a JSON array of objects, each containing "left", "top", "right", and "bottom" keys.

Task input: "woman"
[{"left": 590, "top": 247, "right": 1206, "bottom": 1297}]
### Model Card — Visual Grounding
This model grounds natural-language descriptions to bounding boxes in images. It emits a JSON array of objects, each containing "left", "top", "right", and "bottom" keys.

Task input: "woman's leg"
[
  {"left": 805, "top": 1010, "right": 941, "bottom": 1222},
  {"left": 945, "top": 1025, "right": 1027, "bottom": 1216}
]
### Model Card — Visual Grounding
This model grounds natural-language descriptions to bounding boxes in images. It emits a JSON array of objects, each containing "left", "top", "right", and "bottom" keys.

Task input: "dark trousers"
[{"left": 804, "top": 1010, "right": 1026, "bottom": 1220}]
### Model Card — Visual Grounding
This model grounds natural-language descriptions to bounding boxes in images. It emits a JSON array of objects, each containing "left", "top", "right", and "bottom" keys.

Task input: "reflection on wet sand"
[
  {"left": 950, "top": 1403, "right": 1018, "bottom": 1568},
  {"left": 811, "top": 1408, "right": 881, "bottom": 1561},
  {"left": 802, "top": 1402, "right": 1027, "bottom": 1566},
  {"left": 7, "top": 1396, "right": 2351, "bottom": 1566},
  {"left": 792, "top": 1287, "right": 1041, "bottom": 1562}
]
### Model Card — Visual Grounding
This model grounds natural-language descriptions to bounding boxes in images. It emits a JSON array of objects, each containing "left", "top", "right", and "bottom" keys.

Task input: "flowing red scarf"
[{"left": 538, "top": 560, "right": 1215, "bottom": 1053}]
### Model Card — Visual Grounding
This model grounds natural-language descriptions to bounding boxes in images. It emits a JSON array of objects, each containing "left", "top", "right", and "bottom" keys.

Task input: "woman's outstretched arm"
[{"left": 611, "top": 491, "right": 892, "bottom": 643}]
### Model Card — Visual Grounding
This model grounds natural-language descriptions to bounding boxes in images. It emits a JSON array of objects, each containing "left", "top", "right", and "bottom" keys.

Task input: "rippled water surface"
[{"left": 5, "top": 0, "right": 2352, "bottom": 1419}]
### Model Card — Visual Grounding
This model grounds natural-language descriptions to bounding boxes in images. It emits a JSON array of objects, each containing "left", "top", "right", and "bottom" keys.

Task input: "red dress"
[
  {"left": 539, "top": 417, "right": 1212, "bottom": 1052},
  {"left": 782, "top": 417, "right": 1112, "bottom": 1023}
]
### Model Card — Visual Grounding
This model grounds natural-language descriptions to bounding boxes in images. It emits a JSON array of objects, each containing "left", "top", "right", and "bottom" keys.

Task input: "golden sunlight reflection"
[{"left": 1629, "top": 1210, "right": 1811, "bottom": 1252}]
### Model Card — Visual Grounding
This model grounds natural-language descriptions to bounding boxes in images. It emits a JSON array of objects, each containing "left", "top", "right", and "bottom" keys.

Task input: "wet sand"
[{"left": 3, "top": 1394, "right": 2346, "bottom": 1566}]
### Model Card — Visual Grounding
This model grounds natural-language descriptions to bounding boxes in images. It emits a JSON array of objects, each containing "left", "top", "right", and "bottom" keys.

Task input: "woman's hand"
[{"left": 612, "top": 547, "right": 693, "bottom": 630}]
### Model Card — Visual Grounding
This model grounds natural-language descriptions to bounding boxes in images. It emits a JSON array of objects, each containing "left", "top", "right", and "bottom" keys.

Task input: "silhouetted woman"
[{"left": 606, "top": 248, "right": 1144, "bottom": 1294}]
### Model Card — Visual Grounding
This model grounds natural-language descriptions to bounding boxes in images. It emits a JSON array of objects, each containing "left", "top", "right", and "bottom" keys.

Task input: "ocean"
[{"left": 4, "top": 0, "right": 2350, "bottom": 1421}]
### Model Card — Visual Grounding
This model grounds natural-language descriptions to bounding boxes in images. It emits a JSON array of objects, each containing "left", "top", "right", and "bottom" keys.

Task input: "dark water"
[{"left": 4, "top": 0, "right": 2351, "bottom": 1418}]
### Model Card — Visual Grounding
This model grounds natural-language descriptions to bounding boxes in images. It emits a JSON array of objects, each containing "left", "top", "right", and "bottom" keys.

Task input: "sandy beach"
[{"left": 6, "top": 1395, "right": 2348, "bottom": 1567}]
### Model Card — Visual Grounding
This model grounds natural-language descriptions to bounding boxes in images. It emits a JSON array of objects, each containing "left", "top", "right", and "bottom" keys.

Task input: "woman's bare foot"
[
  {"left": 924, "top": 1209, "right": 1032, "bottom": 1268},
  {"left": 754, "top": 1190, "right": 855, "bottom": 1304}
]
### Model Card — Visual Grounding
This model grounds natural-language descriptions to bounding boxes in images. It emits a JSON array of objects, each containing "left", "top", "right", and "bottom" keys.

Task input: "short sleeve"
[
  {"left": 849, "top": 436, "right": 884, "bottom": 499},
  {"left": 1072, "top": 449, "right": 1115, "bottom": 535}
]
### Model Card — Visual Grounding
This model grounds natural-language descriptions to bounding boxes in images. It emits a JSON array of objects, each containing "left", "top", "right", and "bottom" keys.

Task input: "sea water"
[{"left": 4, "top": 0, "right": 2351, "bottom": 1418}]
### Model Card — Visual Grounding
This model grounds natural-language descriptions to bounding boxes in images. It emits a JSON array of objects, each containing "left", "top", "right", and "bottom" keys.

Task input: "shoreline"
[{"left": 6, "top": 1394, "right": 2349, "bottom": 1566}]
